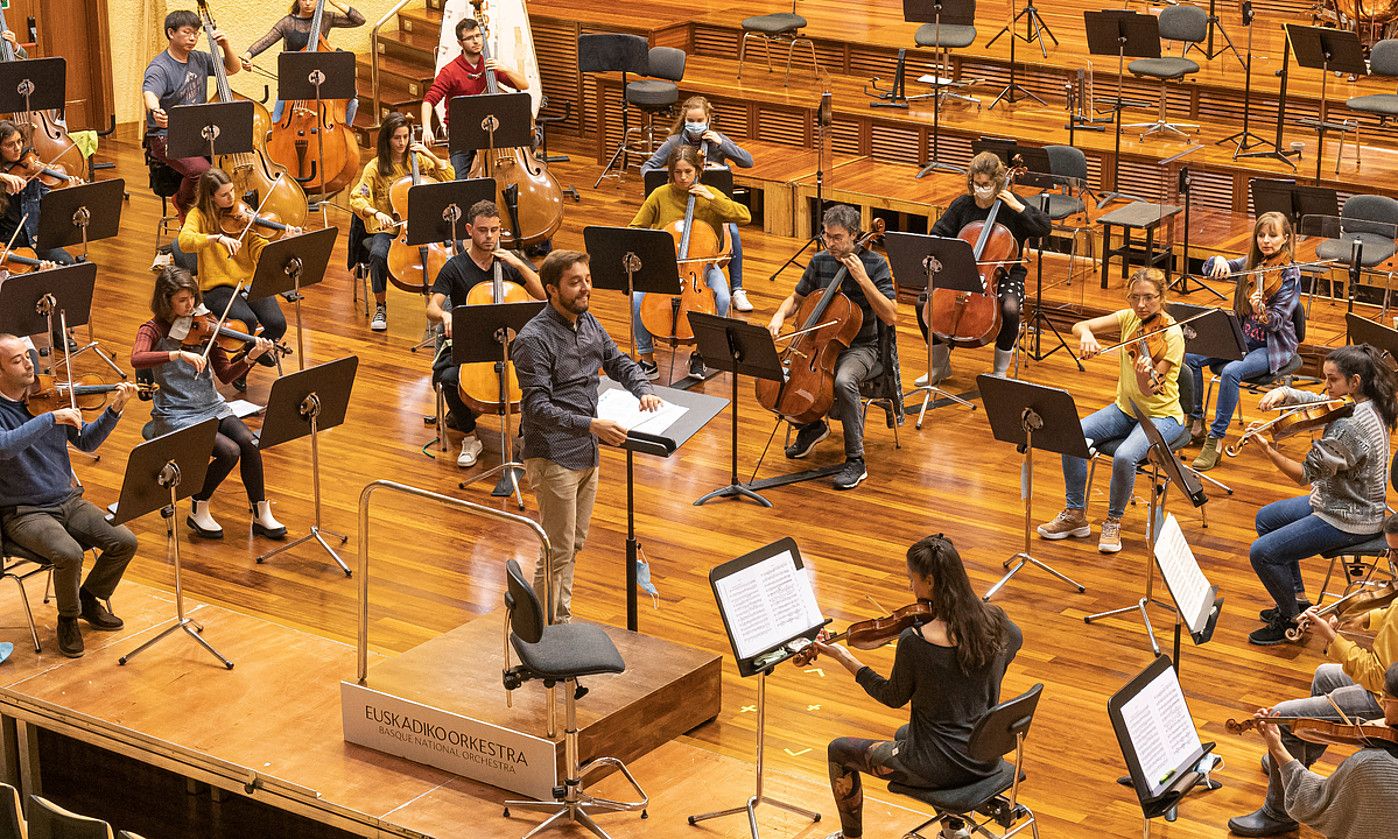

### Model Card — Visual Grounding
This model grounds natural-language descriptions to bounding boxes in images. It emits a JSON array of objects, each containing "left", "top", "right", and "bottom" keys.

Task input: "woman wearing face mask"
[
  {"left": 642, "top": 96, "right": 756, "bottom": 312},
  {"left": 919, "top": 151, "right": 1050, "bottom": 382}
]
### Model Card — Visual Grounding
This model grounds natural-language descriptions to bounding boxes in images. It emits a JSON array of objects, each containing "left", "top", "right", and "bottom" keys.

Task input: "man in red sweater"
[{"left": 420, "top": 16, "right": 528, "bottom": 178}]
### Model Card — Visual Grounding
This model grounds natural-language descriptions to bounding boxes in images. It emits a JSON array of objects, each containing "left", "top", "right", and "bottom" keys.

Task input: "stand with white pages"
[{"left": 693, "top": 537, "right": 826, "bottom": 838}]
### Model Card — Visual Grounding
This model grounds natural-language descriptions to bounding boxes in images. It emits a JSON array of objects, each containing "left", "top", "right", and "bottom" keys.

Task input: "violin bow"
[
  {"left": 0, "top": 212, "right": 26, "bottom": 263},
  {"left": 1212, "top": 258, "right": 1340, "bottom": 281},
  {"left": 1094, "top": 309, "right": 1217, "bottom": 356}
]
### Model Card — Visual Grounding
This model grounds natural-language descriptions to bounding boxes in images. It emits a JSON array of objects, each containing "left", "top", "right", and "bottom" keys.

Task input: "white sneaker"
[
  {"left": 1099, "top": 517, "right": 1123, "bottom": 553},
  {"left": 732, "top": 288, "right": 753, "bottom": 312},
  {"left": 371, "top": 305, "right": 388, "bottom": 332},
  {"left": 457, "top": 435, "right": 484, "bottom": 467}
]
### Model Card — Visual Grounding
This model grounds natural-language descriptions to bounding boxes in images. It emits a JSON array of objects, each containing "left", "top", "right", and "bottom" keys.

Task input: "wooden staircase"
[{"left": 352, "top": 0, "right": 445, "bottom": 147}]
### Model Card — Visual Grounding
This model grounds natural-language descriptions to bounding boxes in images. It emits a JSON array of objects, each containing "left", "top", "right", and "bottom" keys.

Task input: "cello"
[
  {"left": 639, "top": 153, "right": 726, "bottom": 349},
  {"left": 757, "top": 219, "right": 886, "bottom": 426},
  {"left": 457, "top": 259, "right": 531, "bottom": 413},
  {"left": 0, "top": 5, "right": 81, "bottom": 175},
  {"left": 466, "top": 0, "right": 563, "bottom": 248},
  {"left": 196, "top": 0, "right": 307, "bottom": 229},
  {"left": 266, "top": 0, "right": 360, "bottom": 196},
  {"left": 385, "top": 123, "right": 450, "bottom": 294}
]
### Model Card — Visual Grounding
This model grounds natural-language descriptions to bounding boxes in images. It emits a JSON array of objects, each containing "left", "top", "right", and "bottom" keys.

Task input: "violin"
[
  {"left": 466, "top": 0, "right": 564, "bottom": 248},
  {"left": 792, "top": 600, "right": 935, "bottom": 666},
  {"left": 927, "top": 159, "right": 1026, "bottom": 349},
  {"left": 25, "top": 373, "right": 156, "bottom": 416},
  {"left": 1225, "top": 715, "right": 1398, "bottom": 749},
  {"left": 4, "top": 148, "right": 81, "bottom": 189},
  {"left": 197, "top": 0, "right": 308, "bottom": 229},
  {"left": 639, "top": 149, "right": 726, "bottom": 349},
  {"left": 457, "top": 258, "right": 532, "bottom": 412},
  {"left": 1225, "top": 397, "right": 1355, "bottom": 457},
  {"left": 1287, "top": 580, "right": 1398, "bottom": 641},
  {"left": 385, "top": 123, "right": 450, "bottom": 295},
  {"left": 219, "top": 200, "right": 291, "bottom": 241},
  {"left": 265, "top": 0, "right": 360, "bottom": 196},
  {"left": 0, "top": 245, "right": 49, "bottom": 274},
  {"left": 1127, "top": 310, "right": 1176, "bottom": 395},
  {"left": 180, "top": 312, "right": 292, "bottom": 360},
  {"left": 756, "top": 218, "right": 886, "bottom": 426}
]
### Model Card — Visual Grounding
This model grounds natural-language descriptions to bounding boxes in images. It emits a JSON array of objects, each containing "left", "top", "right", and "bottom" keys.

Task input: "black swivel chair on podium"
[
  {"left": 739, "top": 0, "right": 820, "bottom": 85},
  {"left": 1125, "top": 5, "right": 1205, "bottom": 141},
  {"left": 500, "top": 560, "right": 648, "bottom": 837},
  {"left": 1345, "top": 39, "right": 1398, "bottom": 169},
  {"left": 888, "top": 684, "right": 1043, "bottom": 839}
]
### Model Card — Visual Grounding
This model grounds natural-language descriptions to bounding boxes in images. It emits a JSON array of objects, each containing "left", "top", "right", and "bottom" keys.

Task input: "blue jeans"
[
  {"left": 1250, "top": 495, "right": 1378, "bottom": 618},
  {"left": 1062, "top": 404, "right": 1183, "bottom": 520},
  {"left": 450, "top": 148, "right": 477, "bottom": 180},
  {"left": 727, "top": 223, "right": 744, "bottom": 290},
  {"left": 1185, "top": 349, "right": 1272, "bottom": 439},
  {"left": 631, "top": 266, "right": 731, "bottom": 356}
]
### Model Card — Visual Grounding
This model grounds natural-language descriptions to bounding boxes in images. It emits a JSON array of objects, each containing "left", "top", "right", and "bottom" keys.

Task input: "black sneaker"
[
  {"left": 79, "top": 588, "right": 124, "bottom": 631},
  {"left": 784, "top": 421, "right": 830, "bottom": 459},
  {"left": 833, "top": 457, "right": 868, "bottom": 490},
  {"left": 688, "top": 352, "right": 706, "bottom": 378},
  {"left": 637, "top": 359, "right": 660, "bottom": 381},
  {"left": 56, "top": 616, "right": 84, "bottom": 658},
  {"left": 1249, "top": 615, "right": 1299, "bottom": 646},
  {"left": 1259, "top": 601, "right": 1312, "bottom": 623}
]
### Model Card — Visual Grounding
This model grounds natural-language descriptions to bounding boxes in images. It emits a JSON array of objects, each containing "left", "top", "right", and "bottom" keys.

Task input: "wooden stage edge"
[{"left": 0, "top": 580, "right": 765, "bottom": 839}]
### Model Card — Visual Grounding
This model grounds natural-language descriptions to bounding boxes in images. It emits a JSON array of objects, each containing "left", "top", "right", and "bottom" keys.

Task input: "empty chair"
[
  {"left": 1125, "top": 5, "right": 1205, "bottom": 141},
  {"left": 738, "top": 0, "right": 819, "bottom": 85},
  {"left": 0, "top": 782, "right": 23, "bottom": 839},
  {"left": 1039, "top": 144, "right": 1095, "bottom": 283},
  {"left": 1313, "top": 195, "right": 1398, "bottom": 313},
  {"left": 27, "top": 795, "right": 113, "bottom": 839},
  {"left": 913, "top": 0, "right": 979, "bottom": 106},
  {"left": 1345, "top": 39, "right": 1398, "bottom": 169},
  {"left": 624, "top": 47, "right": 686, "bottom": 157}
]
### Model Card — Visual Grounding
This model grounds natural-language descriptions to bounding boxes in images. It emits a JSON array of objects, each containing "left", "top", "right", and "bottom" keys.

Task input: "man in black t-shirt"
[
  {"left": 767, "top": 204, "right": 897, "bottom": 490},
  {"left": 427, "top": 200, "right": 544, "bottom": 467}
]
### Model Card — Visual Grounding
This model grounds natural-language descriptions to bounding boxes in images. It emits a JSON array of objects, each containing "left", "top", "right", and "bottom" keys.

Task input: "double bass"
[
  {"left": 639, "top": 156, "right": 726, "bottom": 348},
  {"left": 466, "top": 0, "right": 563, "bottom": 248},
  {"left": 757, "top": 219, "right": 885, "bottom": 426},
  {"left": 266, "top": 0, "right": 360, "bottom": 196},
  {"left": 0, "top": 6, "right": 80, "bottom": 174},
  {"left": 197, "top": 0, "right": 307, "bottom": 228},
  {"left": 385, "top": 124, "right": 450, "bottom": 294},
  {"left": 457, "top": 260, "right": 531, "bottom": 413}
]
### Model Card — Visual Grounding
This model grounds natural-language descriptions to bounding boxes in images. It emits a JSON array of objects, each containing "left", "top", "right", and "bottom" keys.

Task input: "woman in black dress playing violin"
[{"left": 814, "top": 534, "right": 1022, "bottom": 839}]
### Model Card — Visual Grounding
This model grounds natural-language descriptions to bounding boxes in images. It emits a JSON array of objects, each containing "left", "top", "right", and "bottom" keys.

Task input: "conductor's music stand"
[
  {"left": 977, "top": 374, "right": 1089, "bottom": 600},
  {"left": 582, "top": 225, "right": 681, "bottom": 360},
  {"left": 1084, "top": 11, "right": 1158, "bottom": 206},
  {"left": 113, "top": 418, "right": 229, "bottom": 669},
  {"left": 255, "top": 356, "right": 359, "bottom": 576},
  {"left": 165, "top": 101, "right": 254, "bottom": 159},
  {"left": 277, "top": 50, "right": 357, "bottom": 197},
  {"left": 885, "top": 232, "right": 980, "bottom": 427},
  {"left": 248, "top": 226, "right": 338, "bottom": 369},
  {"left": 689, "top": 312, "right": 780, "bottom": 508},
  {"left": 1286, "top": 25, "right": 1366, "bottom": 185},
  {"left": 453, "top": 301, "right": 546, "bottom": 507}
]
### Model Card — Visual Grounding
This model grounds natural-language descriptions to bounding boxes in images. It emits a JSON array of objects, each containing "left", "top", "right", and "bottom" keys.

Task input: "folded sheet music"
[{"left": 596, "top": 388, "right": 687, "bottom": 436}]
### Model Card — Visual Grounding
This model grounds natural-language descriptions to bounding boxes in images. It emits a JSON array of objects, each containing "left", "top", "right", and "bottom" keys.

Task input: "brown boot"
[{"left": 1192, "top": 436, "right": 1223, "bottom": 471}]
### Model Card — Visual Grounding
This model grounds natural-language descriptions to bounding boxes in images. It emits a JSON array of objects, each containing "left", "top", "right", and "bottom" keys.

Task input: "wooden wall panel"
[
  {"left": 534, "top": 20, "right": 582, "bottom": 135},
  {"left": 756, "top": 106, "right": 808, "bottom": 146}
]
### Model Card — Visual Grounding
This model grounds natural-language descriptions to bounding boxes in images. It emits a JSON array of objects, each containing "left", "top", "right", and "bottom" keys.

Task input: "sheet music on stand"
[
  {"left": 595, "top": 389, "right": 688, "bottom": 436},
  {"left": 710, "top": 537, "right": 827, "bottom": 677},
  {"left": 1153, "top": 514, "right": 1217, "bottom": 638}
]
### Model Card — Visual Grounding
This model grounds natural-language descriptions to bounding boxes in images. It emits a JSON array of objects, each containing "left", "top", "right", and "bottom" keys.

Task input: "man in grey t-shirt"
[{"left": 142, "top": 9, "right": 242, "bottom": 216}]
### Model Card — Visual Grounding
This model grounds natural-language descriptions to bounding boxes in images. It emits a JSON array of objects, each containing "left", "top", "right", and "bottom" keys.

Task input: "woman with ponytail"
[{"left": 1245, "top": 343, "right": 1396, "bottom": 645}]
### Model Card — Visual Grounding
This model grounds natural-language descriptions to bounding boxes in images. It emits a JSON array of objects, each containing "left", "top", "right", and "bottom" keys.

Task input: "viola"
[
  {"left": 639, "top": 158, "right": 727, "bottom": 348},
  {"left": 756, "top": 218, "right": 885, "bottom": 426},
  {"left": 466, "top": 0, "right": 564, "bottom": 248},
  {"left": 1225, "top": 715, "right": 1398, "bottom": 749},
  {"left": 25, "top": 373, "right": 157, "bottom": 416},
  {"left": 457, "top": 257, "right": 532, "bottom": 412},
  {"left": 791, "top": 600, "right": 935, "bottom": 666},
  {"left": 197, "top": 0, "right": 308, "bottom": 229},
  {"left": 180, "top": 312, "right": 292, "bottom": 360},
  {"left": 1226, "top": 397, "right": 1355, "bottom": 457},
  {"left": 1287, "top": 580, "right": 1398, "bottom": 641},
  {"left": 265, "top": 0, "right": 360, "bottom": 196},
  {"left": 385, "top": 124, "right": 451, "bottom": 295},
  {"left": 927, "top": 160, "right": 1026, "bottom": 349}
]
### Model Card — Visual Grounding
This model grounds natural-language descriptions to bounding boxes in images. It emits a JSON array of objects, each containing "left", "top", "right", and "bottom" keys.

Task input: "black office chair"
[
  {"left": 889, "top": 684, "right": 1043, "bottom": 839},
  {"left": 27, "top": 795, "right": 114, "bottom": 839},
  {"left": 499, "top": 560, "right": 647, "bottom": 838},
  {"left": 142, "top": 134, "right": 183, "bottom": 249},
  {"left": 860, "top": 320, "right": 905, "bottom": 449}
]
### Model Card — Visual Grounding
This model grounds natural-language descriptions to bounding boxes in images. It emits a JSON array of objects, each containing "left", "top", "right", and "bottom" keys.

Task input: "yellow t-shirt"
[{"left": 1114, "top": 309, "right": 1184, "bottom": 423}]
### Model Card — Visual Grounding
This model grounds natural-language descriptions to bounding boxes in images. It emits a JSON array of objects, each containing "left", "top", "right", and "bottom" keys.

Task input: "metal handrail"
[
  {"left": 369, "top": 0, "right": 418, "bottom": 131},
  {"left": 356, "top": 480, "right": 550, "bottom": 683}
]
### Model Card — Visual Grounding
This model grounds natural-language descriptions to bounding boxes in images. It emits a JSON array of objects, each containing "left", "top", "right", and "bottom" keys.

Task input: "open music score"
[
  {"left": 1117, "top": 661, "right": 1207, "bottom": 800},
  {"left": 595, "top": 388, "right": 688, "bottom": 437},
  {"left": 711, "top": 541, "right": 824, "bottom": 666}
]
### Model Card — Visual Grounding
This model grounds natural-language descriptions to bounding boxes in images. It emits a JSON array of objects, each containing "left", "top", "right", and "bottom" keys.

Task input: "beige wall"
[{"left": 109, "top": 0, "right": 414, "bottom": 125}]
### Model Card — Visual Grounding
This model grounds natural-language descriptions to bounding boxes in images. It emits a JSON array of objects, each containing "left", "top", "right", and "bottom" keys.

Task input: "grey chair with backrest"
[
  {"left": 888, "top": 684, "right": 1043, "bottom": 839},
  {"left": 913, "top": 0, "right": 979, "bottom": 106},
  {"left": 0, "top": 782, "right": 23, "bottom": 839},
  {"left": 498, "top": 559, "right": 647, "bottom": 837},
  {"left": 1314, "top": 195, "right": 1398, "bottom": 314},
  {"left": 0, "top": 526, "right": 53, "bottom": 654},
  {"left": 1125, "top": 5, "right": 1204, "bottom": 141},
  {"left": 739, "top": 0, "right": 819, "bottom": 85},
  {"left": 624, "top": 47, "right": 686, "bottom": 161},
  {"left": 27, "top": 795, "right": 113, "bottom": 839},
  {"left": 1040, "top": 144, "right": 1094, "bottom": 283},
  {"left": 1345, "top": 39, "right": 1398, "bottom": 168}
]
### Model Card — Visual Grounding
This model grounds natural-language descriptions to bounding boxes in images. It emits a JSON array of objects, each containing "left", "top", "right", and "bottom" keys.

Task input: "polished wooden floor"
[{"left": 37, "top": 124, "right": 1386, "bottom": 837}]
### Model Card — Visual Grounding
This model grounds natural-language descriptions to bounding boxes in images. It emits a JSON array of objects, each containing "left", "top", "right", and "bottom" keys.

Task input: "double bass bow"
[{"left": 757, "top": 219, "right": 886, "bottom": 426}]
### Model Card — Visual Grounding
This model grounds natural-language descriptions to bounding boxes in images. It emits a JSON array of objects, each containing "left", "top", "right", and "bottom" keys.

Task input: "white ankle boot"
[
  {"left": 252, "top": 499, "right": 287, "bottom": 539},
  {"left": 187, "top": 499, "right": 223, "bottom": 538},
  {"left": 928, "top": 344, "right": 952, "bottom": 385},
  {"left": 993, "top": 348, "right": 1015, "bottom": 377}
]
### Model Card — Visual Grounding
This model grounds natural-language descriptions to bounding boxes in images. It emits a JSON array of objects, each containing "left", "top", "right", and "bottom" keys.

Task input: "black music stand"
[
  {"left": 977, "top": 374, "right": 1089, "bottom": 600},
  {"left": 247, "top": 226, "right": 337, "bottom": 369},
  {"left": 1168, "top": 303, "right": 1246, "bottom": 361},
  {"left": 1238, "top": 26, "right": 1300, "bottom": 170},
  {"left": 406, "top": 177, "right": 496, "bottom": 249},
  {"left": 448, "top": 92, "right": 532, "bottom": 160},
  {"left": 1218, "top": 2, "right": 1273, "bottom": 157},
  {"left": 583, "top": 225, "right": 681, "bottom": 360},
  {"left": 908, "top": 0, "right": 976, "bottom": 177},
  {"left": 1346, "top": 313, "right": 1398, "bottom": 360},
  {"left": 0, "top": 263, "right": 99, "bottom": 374},
  {"left": 886, "top": 232, "right": 980, "bottom": 427},
  {"left": 452, "top": 301, "right": 547, "bottom": 507},
  {"left": 1164, "top": 151, "right": 1224, "bottom": 301},
  {"left": 255, "top": 356, "right": 359, "bottom": 576},
  {"left": 1250, "top": 178, "right": 1339, "bottom": 229},
  {"left": 1286, "top": 25, "right": 1366, "bottom": 185},
  {"left": 771, "top": 91, "right": 833, "bottom": 282},
  {"left": 599, "top": 379, "right": 727, "bottom": 631},
  {"left": 985, "top": 0, "right": 1048, "bottom": 110},
  {"left": 689, "top": 313, "right": 780, "bottom": 508},
  {"left": 580, "top": 33, "right": 650, "bottom": 186},
  {"left": 277, "top": 50, "right": 357, "bottom": 195},
  {"left": 113, "top": 418, "right": 230, "bottom": 669},
  {"left": 165, "top": 101, "right": 254, "bottom": 159},
  {"left": 36, "top": 178, "right": 125, "bottom": 257},
  {"left": 1084, "top": 11, "right": 1159, "bottom": 206},
  {"left": 0, "top": 56, "right": 63, "bottom": 114}
]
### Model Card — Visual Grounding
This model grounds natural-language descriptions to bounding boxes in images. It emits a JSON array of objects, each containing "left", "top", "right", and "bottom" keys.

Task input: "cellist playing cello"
[{"left": 767, "top": 204, "right": 896, "bottom": 491}]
